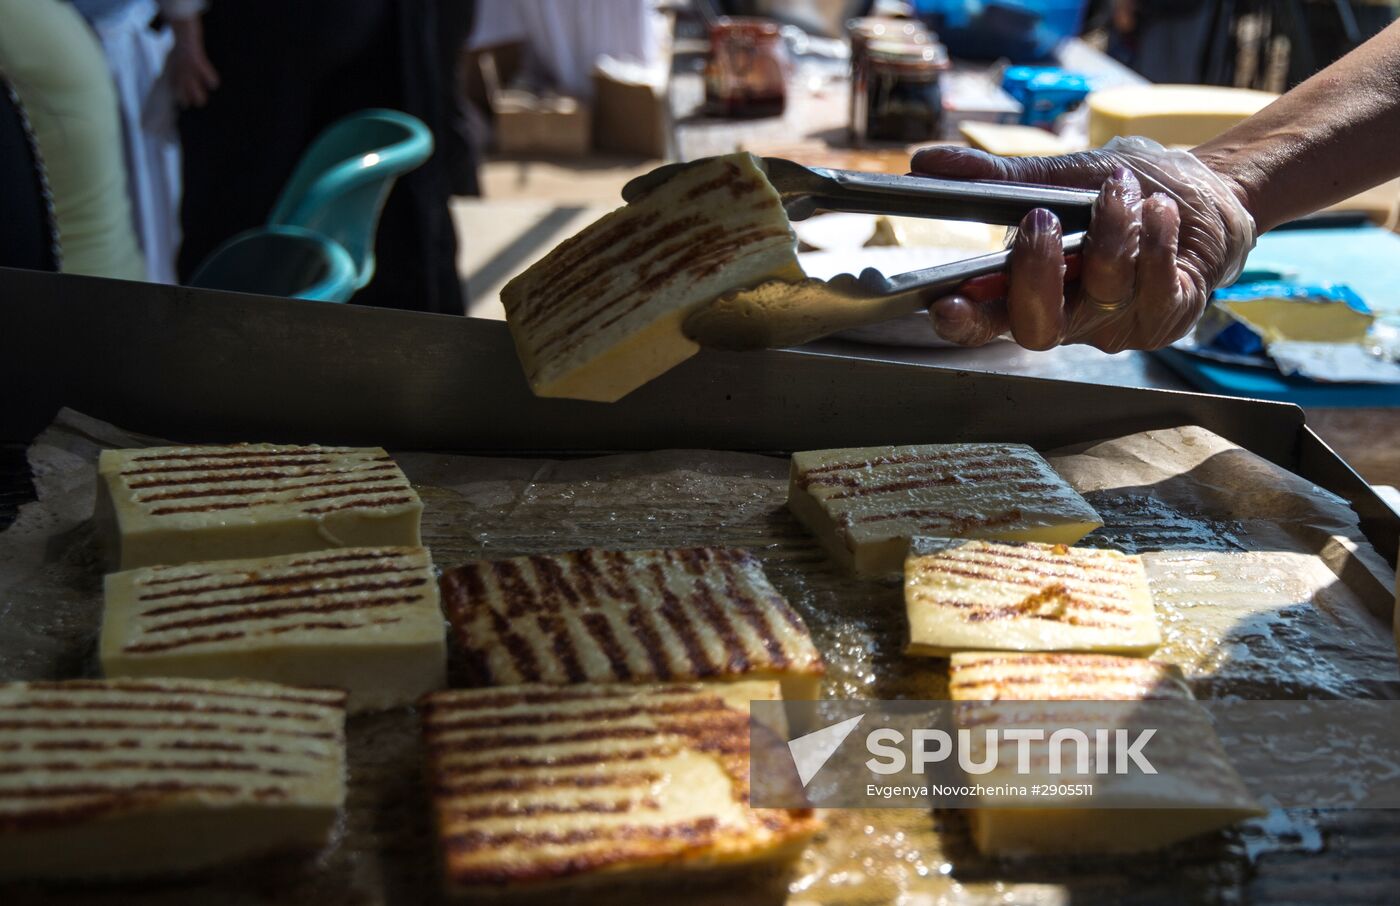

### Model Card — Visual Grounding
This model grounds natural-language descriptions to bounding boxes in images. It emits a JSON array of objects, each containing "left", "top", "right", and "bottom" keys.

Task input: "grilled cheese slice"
[
  {"left": 420, "top": 682, "right": 820, "bottom": 896},
  {"left": 949, "top": 653, "right": 1263, "bottom": 856},
  {"left": 441, "top": 547, "right": 823, "bottom": 702},
  {"left": 905, "top": 538, "right": 1159, "bottom": 656},
  {"left": 501, "top": 152, "right": 803, "bottom": 402},
  {"left": 788, "top": 443, "right": 1102, "bottom": 577},
  {"left": 97, "top": 444, "right": 423, "bottom": 569},
  {"left": 101, "top": 547, "right": 447, "bottom": 712},
  {"left": 0, "top": 678, "right": 346, "bottom": 879}
]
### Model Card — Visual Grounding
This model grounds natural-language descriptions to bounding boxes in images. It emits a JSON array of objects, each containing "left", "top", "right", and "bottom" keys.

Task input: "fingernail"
[
  {"left": 1026, "top": 208, "right": 1058, "bottom": 235},
  {"left": 932, "top": 304, "right": 972, "bottom": 341}
]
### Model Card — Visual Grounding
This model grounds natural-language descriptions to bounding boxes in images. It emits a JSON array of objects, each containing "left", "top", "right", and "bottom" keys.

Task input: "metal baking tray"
[
  {"left": 3, "top": 267, "right": 1396, "bottom": 568},
  {"left": 4, "top": 267, "right": 1400, "bottom": 903}
]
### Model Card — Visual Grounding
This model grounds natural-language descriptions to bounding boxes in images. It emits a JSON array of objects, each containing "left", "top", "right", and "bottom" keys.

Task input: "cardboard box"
[
  {"left": 592, "top": 59, "right": 670, "bottom": 159},
  {"left": 493, "top": 90, "right": 591, "bottom": 156}
]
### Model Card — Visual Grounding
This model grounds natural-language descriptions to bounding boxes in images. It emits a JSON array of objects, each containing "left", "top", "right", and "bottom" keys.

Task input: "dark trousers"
[
  {"left": 178, "top": 0, "right": 464, "bottom": 314},
  {"left": 0, "top": 78, "right": 56, "bottom": 272}
]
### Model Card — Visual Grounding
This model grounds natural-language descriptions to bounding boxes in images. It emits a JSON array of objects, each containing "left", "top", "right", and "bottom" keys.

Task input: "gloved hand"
[{"left": 910, "top": 136, "right": 1257, "bottom": 352}]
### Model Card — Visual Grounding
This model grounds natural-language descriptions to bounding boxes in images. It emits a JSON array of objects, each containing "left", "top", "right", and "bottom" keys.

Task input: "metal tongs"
[{"left": 621, "top": 157, "right": 1097, "bottom": 349}]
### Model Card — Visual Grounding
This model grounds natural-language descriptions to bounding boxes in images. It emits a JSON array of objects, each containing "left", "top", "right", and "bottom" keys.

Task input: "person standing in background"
[
  {"left": 72, "top": 0, "right": 195, "bottom": 284},
  {"left": 0, "top": 0, "right": 145, "bottom": 281},
  {"left": 172, "top": 0, "right": 464, "bottom": 315}
]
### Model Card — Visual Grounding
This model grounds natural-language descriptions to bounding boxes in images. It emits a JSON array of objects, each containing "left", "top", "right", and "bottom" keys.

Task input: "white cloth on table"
[{"left": 470, "top": 0, "right": 660, "bottom": 99}]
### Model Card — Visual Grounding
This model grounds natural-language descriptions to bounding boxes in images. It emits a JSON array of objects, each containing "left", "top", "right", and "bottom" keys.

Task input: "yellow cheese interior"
[
  {"left": 904, "top": 538, "right": 1160, "bottom": 656},
  {"left": 787, "top": 443, "right": 1102, "bottom": 577},
  {"left": 501, "top": 151, "right": 803, "bottom": 402},
  {"left": 958, "top": 121, "right": 1073, "bottom": 157},
  {"left": 1222, "top": 298, "right": 1374, "bottom": 345},
  {"left": 1087, "top": 84, "right": 1276, "bottom": 147}
]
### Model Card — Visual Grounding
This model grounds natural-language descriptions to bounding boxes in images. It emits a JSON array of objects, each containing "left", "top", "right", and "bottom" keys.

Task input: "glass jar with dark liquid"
[
  {"left": 705, "top": 17, "right": 789, "bottom": 119},
  {"left": 847, "top": 17, "right": 930, "bottom": 145},
  {"left": 863, "top": 40, "right": 949, "bottom": 144}
]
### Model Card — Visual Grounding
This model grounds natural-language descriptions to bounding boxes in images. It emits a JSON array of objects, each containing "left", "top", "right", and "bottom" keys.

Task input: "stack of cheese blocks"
[
  {"left": 0, "top": 443, "right": 444, "bottom": 880},
  {"left": 422, "top": 545, "right": 825, "bottom": 897},
  {"left": 787, "top": 441, "right": 1263, "bottom": 856}
]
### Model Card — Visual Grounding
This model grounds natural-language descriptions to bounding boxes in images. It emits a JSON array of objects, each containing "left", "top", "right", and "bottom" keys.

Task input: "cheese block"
[
  {"left": 440, "top": 547, "right": 823, "bottom": 701},
  {"left": 0, "top": 678, "right": 346, "bottom": 879},
  {"left": 957, "top": 121, "right": 1073, "bottom": 157},
  {"left": 419, "top": 681, "right": 820, "bottom": 896},
  {"left": 97, "top": 444, "right": 423, "bottom": 569},
  {"left": 1087, "top": 84, "right": 1276, "bottom": 148},
  {"left": 500, "top": 151, "right": 803, "bottom": 402},
  {"left": 949, "top": 652, "right": 1263, "bottom": 856},
  {"left": 101, "top": 546, "right": 447, "bottom": 712},
  {"left": 904, "top": 538, "right": 1159, "bottom": 656},
  {"left": 787, "top": 443, "right": 1102, "bottom": 576}
]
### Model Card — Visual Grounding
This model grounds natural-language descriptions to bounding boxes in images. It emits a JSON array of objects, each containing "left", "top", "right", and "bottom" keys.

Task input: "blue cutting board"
[{"left": 1151, "top": 225, "right": 1400, "bottom": 406}]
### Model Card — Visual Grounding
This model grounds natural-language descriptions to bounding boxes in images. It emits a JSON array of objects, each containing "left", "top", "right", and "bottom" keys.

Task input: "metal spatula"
[{"left": 621, "top": 156, "right": 1096, "bottom": 350}]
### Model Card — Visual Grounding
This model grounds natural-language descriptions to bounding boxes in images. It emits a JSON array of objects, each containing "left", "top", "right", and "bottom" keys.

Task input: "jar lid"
[
  {"left": 712, "top": 16, "right": 782, "bottom": 40},
  {"left": 866, "top": 40, "right": 949, "bottom": 70},
  {"left": 846, "top": 16, "right": 929, "bottom": 40}
]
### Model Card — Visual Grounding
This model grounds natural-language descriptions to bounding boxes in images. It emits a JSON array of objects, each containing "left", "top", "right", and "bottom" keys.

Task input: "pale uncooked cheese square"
[
  {"left": 501, "top": 152, "right": 803, "bottom": 402},
  {"left": 97, "top": 443, "right": 423, "bottom": 569},
  {"left": 0, "top": 678, "right": 346, "bottom": 879},
  {"left": 787, "top": 443, "right": 1102, "bottom": 577},
  {"left": 419, "top": 682, "right": 820, "bottom": 896},
  {"left": 101, "top": 546, "right": 447, "bottom": 712},
  {"left": 904, "top": 538, "right": 1160, "bottom": 656},
  {"left": 440, "top": 546, "right": 823, "bottom": 702}
]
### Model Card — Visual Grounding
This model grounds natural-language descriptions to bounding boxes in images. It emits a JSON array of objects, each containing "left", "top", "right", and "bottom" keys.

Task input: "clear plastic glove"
[{"left": 910, "top": 136, "right": 1257, "bottom": 352}]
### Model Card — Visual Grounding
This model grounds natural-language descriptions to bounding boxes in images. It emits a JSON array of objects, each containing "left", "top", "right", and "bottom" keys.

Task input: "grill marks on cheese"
[
  {"left": 110, "top": 445, "right": 415, "bottom": 517},
  {"left": 500, "top": 152, "right": 802, "bottom": 401},
  {"left": 440, "top": 547, "right": 822, "bottom": 689},
  {"left": 797, "top": 446, "right": 1063, "bottom": 529},
  {"left": 788, "top": 443, "right": 1103, "bottom": 575},
  {"left": 115, "top": 547, "right": 435, "bottom": 655},
  {"left": 0, "top": 679, "right": 345, "bottom": 833},
  {"left": 903, "top": 539, "right": 1161, "bottom": 656},
  {"left": 507, "top": 160, "right": 786, "bottom": 361},
  {"left": 948, "top": 653, "right": 1191, "bottom": 701},
  {"left": 420, "top": 684, "right": 818, "bottom": 890}
]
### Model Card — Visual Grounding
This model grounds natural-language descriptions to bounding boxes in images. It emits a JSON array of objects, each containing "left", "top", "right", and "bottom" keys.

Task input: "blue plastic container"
[
  {"left": 1001, "top": 65, "right": 1092, "bottom": 126},
  {"left": 913, "top": 0, "right": 1088, "bottom": 62}
]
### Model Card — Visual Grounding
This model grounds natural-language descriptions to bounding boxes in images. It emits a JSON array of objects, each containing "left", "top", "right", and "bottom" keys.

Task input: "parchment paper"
[{"left": 2, "top": 410, "right": 1398, "bottom": 905}]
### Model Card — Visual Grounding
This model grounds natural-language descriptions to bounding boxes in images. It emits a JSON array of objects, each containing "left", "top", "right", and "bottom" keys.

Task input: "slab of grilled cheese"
[
  {"left": 949, "top": 653, "right": 1263, "bottom": 856},
  {"left": 788, "top": 443, "right": 1102, "bottom": 577},
  {"left": 0, "top": 678, "right": 346, "bottom": 879},
  {"left": 420, "top": 682, "right": 819, "bottom": 896},
  {"left": 441, "top": 547, "right": 823, "bottom": 702},
  {"left": 97, "top": 444, "right": 423, "bottom": 569},
  {"left": 501, "top": 152, "right": 803, "bottom": 402},
  {"left": 905, "top": 539, "right": 1160, "bottom": 656},
  {"left": 101, "top": 547, "right": 447, "bottom": 712}
]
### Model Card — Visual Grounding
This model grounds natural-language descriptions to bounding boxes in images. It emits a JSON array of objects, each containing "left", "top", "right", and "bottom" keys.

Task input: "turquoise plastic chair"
[
  {"left": 267, "top": 108, "right": 434, "bottom": 289},
  {"left": 189, "top": 225, "right": 359, "bottom": 302}
]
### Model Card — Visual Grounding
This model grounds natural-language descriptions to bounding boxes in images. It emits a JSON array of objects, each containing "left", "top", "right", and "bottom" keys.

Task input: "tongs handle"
[
  {"left": 881, "top": 232, "right": 1087, "bottom": 300},
  {"left": 806, "top": 169, "right": 1099, "bottom": 230}
]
